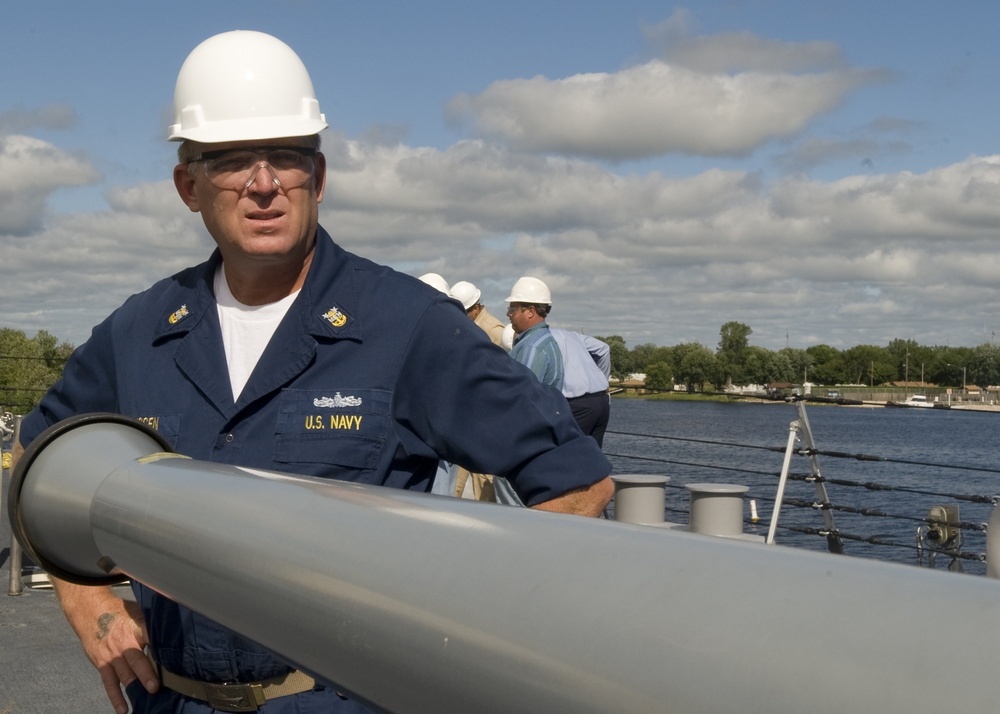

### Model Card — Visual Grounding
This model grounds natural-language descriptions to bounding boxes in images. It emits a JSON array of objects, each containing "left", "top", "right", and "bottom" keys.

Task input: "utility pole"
[{"left": 947, "top": 363, "right": 967, "bottom": 391}]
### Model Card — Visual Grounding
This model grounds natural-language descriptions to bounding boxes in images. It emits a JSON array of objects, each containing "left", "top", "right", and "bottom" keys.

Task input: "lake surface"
[{"left": 603, "top": 398, "right": 1000, "bottom": 575}]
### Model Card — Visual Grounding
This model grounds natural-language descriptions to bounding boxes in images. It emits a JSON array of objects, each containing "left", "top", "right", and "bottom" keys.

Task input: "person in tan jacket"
[
  {"left": 449, "top": 280, "right": 506, "bottom": 500},
  {"left": 452, "top": 280, "right": 505, "bottom": 347}
]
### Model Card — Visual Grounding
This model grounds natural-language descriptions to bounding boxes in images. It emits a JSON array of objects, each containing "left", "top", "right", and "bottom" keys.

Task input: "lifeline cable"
[
  {"left": 605, "top": 429, "right": 1000, "bottom": 503},
  {"left": 781, "top": 497, "right": 988, "bottom": 532},
  {"left": 782, "top": 470, "right": 997, "bottom": 505},
  {"left": 604, "top": 429, "right": 995, "bottom": 567},
  {"left": 606, "top": 427, "right": 1000, "bottom": 476},
  {"left": 785, "top": 525, "right": 985, "bottom": 562},
  {"left": 606, "top": 451, "right": 992, "bottom": 534}
]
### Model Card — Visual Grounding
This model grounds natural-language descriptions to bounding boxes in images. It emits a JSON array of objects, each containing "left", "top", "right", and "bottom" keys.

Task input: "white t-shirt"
[{"left": 214, "top": 264, "right": 299, "bottom": 400}]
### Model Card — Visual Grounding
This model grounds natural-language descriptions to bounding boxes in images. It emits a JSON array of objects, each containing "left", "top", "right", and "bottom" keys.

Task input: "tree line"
[
  {"left": 3, "top": 322, "right": 1000, "bottom": 412},
  {"left": 0, "top": 328, "right": 74, "bottom": 412},
  {"left": 597, "top": 321, "right": 1000, "bottom": 392}
]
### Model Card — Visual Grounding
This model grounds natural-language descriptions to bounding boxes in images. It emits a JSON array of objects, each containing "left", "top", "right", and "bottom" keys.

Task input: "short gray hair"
[{"left": 176, "top": 134, "right": 323, "bottom": 165}]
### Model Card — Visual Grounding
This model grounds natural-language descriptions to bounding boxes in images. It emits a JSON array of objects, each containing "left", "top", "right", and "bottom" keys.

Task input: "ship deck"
[{"left": 1, "top": 471, "right": 115, "bottom": 713}]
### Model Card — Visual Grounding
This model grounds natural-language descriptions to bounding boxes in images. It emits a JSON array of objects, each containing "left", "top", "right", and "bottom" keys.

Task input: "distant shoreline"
[{"left": 609, "top": 390, "right": 1000, "bottom": 412}]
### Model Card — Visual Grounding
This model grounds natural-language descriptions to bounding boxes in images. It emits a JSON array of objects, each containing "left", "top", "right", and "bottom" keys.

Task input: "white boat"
[{"left": 888, "top": 394, "right": 936, "bottom": 408}]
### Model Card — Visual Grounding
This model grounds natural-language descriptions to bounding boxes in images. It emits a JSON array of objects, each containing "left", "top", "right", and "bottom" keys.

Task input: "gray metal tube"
[{"left": 12, "top": 416, "right": 1000, "bottom": 714}]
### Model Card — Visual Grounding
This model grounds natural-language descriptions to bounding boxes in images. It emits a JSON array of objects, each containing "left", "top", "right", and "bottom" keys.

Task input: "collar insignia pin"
[
  {"left": 321, "top": 306, "right": 348, "bottom": 328},
  {"left": 168, "top": 305, "right": 190, "bottom": 325}
]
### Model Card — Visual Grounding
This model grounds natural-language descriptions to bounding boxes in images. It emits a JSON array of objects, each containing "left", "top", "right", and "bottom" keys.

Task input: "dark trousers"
[{"left": 566, "top": 391, "right": 610, "bottom": 447}]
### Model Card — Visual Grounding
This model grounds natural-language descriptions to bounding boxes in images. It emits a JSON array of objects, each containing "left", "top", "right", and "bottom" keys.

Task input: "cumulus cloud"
[
  {"left": 0, "top": 135, "right": 100, "bottom": 235},
  {"left": 316, "top": 139, "right": 1000, "bottom": 348},
  {"left": 0, "top": 176, "right": 209, "bottom": 343},
  {"left": 448, "top": 62, "right": 883, "bottom": 160},
  {"left": 447, "top": 10, "right": 887, "bottom": 162},
  {"left": 1, "top": 9, "right": 995, "bottom": 353},
  {"left": 6, "top": 127, "right": 1000, "bottom": 351}
]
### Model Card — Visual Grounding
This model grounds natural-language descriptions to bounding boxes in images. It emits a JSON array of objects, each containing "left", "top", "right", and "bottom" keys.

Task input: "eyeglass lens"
[{"left": 202, "top": 149, "right": 316, "bottom": 190}]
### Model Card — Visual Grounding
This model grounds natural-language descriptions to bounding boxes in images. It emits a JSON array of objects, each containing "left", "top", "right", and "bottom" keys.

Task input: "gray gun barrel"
[{"left": 11, "top": 414, "right": 1000, "bottom": 714}]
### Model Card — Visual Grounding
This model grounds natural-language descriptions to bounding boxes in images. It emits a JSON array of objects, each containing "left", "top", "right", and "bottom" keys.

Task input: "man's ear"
[
  {"left": 313, "top": 151, "right": 327, "bottom": 204},
  {"left": 173, "top": 164, "right": 201, "bottom": 212}
]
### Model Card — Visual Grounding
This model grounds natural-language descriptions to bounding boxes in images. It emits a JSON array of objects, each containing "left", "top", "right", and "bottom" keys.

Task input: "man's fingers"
[
  {"left": 98, "top": 665, "right": 131, "bottom": 714},
  {"left": 123, "top": 646, "right": 160, "bottom": 693}
]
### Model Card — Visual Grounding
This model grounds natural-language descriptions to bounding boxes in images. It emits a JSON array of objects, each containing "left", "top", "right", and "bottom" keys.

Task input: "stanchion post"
[
  {"left": 766, "top": 419, "right": 800, "bottom": 544},
  {"left": 7, "top": 415, "right": 23, "bottom": 595}
]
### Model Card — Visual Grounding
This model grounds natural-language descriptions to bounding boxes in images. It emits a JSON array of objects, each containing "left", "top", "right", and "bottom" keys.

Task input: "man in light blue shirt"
[
  {"left": 497, "top": 276, "right": 565, "bottom": 506},
  {"left": 506, "top": 276, "right": 564, "bottom": 391},
  {"left": 550, "top": 328, "right": 611, "bottom": 447}
]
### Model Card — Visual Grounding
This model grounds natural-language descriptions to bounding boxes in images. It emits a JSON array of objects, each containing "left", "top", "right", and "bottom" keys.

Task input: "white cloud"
[
  {"left": 448, "top": 62, "right": 882, "bottom": 160},
  {"left": 6, "top": 137, "right": 1000, "bottom": 352},
  {"left": 0, "top": 177, "right": 210, "bottom": 343},
  {"left": 446, "top": 12, "right": 889, "bottom": 162},
  {"left": 318, "top": 139, "right": 1000, "bottom": 348},
  {"left": 0, "top": 135, "right": 100, "bottom": 235}
]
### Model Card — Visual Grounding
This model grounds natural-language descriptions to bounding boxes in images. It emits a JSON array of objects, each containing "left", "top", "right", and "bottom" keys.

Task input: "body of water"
[{"left": 603, "top": 398, "right": 1000, "bottom": 575}]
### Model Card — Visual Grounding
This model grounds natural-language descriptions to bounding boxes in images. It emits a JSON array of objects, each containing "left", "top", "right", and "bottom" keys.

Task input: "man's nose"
[{"left": 244, "top": 161, "right": 281, "bottom": 192}]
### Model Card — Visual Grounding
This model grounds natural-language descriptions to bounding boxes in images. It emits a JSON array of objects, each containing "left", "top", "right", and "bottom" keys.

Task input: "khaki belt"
[{"left": 147, "top": 652, "right": 315, "bottom": 712}]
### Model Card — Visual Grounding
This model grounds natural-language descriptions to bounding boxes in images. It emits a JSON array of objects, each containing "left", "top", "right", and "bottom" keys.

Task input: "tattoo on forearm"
[{"left": 96, "top": 612, "right": 116, "bottom": 641}]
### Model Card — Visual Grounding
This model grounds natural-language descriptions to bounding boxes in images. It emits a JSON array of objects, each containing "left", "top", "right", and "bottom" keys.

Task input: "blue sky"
[{"left": 4, "top": 1, "right": 1000, "bottom": 350}]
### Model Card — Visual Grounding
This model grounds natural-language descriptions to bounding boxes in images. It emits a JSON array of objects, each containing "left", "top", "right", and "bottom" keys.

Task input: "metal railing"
[{"left": 3, "top": 413, "right": 23, "bottom": 595}]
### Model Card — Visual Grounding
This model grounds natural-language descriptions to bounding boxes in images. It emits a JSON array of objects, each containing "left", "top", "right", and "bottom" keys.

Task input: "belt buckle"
[{"left": 204, "top": 682, "right": 266, "bottom": 712}]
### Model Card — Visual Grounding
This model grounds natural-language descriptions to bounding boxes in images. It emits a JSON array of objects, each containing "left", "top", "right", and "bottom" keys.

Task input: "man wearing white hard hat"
[
  {"left": 16, "top": 31, "right": 612, "bottom": 714},
  {"left": 417, "top": 272, "right": 453, "bottom": 298},
  {"left": 505, "top": 276, "right": 563, "bottom": 390},
  {"left": 448, "top": 280, "right": 507, "bottom": 501},
  {"left": 498, "top": 277, "right": 611, "bottom": 506},
  {"left": 451, "top": 280, "right": 505, "bottom": 346}
]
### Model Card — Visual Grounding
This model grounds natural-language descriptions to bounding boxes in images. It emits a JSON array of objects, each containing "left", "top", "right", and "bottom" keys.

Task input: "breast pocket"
[
  {"left": 131, "top": 414, "right": 181, "bottom": 450},
  {"left": 274, "top": 388, "right": 391, "bottom": 472}
]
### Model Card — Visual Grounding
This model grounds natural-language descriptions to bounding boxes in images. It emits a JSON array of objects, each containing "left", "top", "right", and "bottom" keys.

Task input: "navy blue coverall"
[{"left": 20, "top": 227, "right": 611, "bottom": 712}]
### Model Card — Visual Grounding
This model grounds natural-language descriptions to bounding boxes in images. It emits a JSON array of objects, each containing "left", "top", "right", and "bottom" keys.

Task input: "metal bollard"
[
  {"left": 685, "top": 483, "right": 748, "bottom": 537},
  {"left": 611, "top": 474, "right": 670, "bottom": 524},
  {"left": 987, "top": 505, "right": 1000, "bottom": 579}
]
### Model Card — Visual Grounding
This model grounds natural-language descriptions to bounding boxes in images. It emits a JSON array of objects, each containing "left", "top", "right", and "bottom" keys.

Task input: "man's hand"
[
  {"left": 52, "top": 575, "right": 159, "bottom": 712},
  {"left": 532, "top": 475, "right": 614, "bottom": 517},
  {"left": 12, "top": 441, "right": 159, "bottom": 712}
]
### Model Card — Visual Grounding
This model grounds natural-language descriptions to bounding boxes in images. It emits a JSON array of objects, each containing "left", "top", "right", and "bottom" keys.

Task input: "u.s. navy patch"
[
  {"left": 168, "top": 305, "right": 190, "bottom": 324},
  {"left": 321, "top": 306, "right": 349, "bottom": 328}
]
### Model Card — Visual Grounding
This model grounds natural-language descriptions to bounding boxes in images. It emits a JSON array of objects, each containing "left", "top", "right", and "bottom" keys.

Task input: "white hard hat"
[
  {"left": 505, "top": 276, "right": 551, "bottom": 305},
  {"left": 168, "top": 31, "right": 328, "bottom": 143},
  {"left": 501, "top": 323, "right": 515, "bottom": 352},
  {"left": 418, "top": 272, "right": 452, "bottom": 296},
  {"left": 450, "top": 281, "right": 482, "bottom": 310}
]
